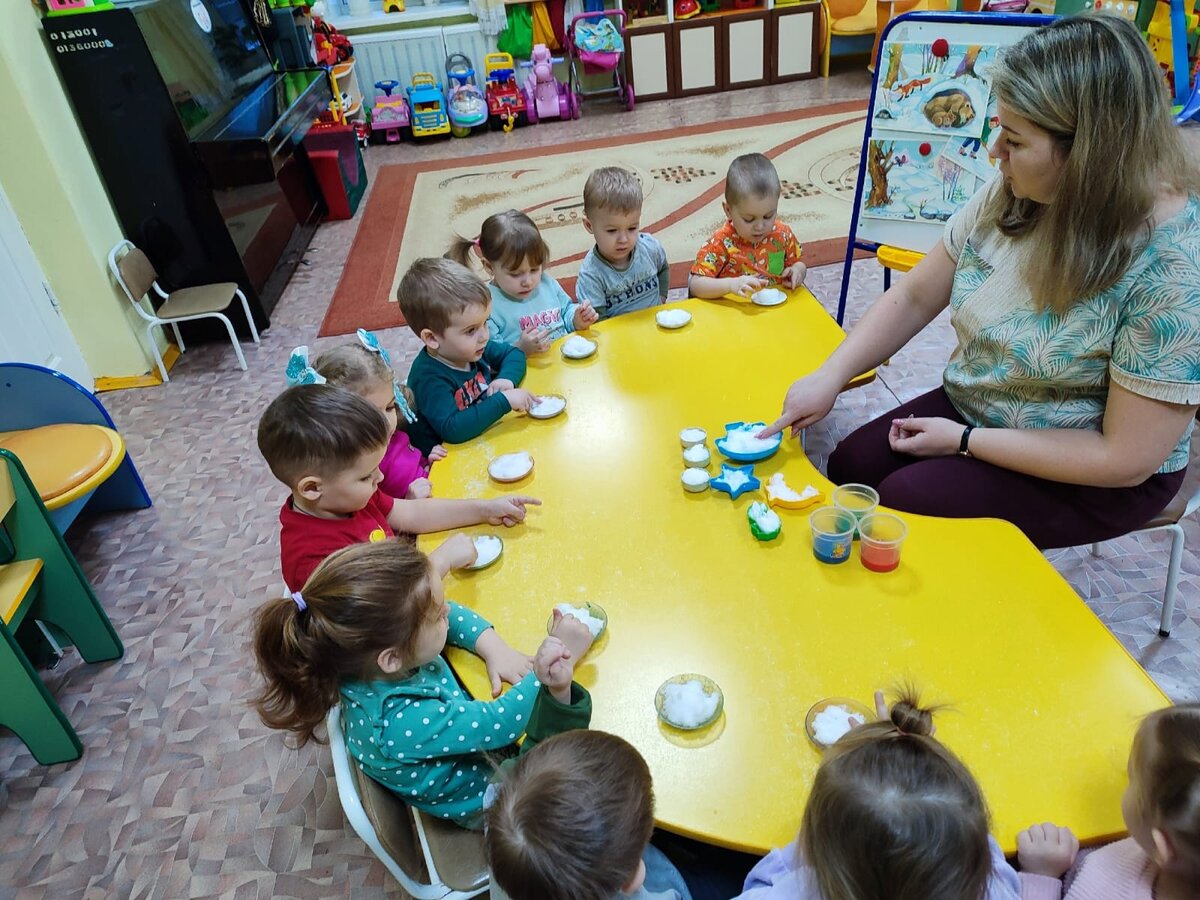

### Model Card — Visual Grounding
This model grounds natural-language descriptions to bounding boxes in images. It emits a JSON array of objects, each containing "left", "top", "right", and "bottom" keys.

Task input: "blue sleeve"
[
  {"left": 656, "top": 240, "right": 671, "bottom": 299},
  {"left": 446, "top": 600, "right": 493, "bottom": 652},
  {"left": 485, "top": 340, "right": 527, "bottom": 386},
  {"left": 576, "top": 261, "right": 605, "bottom": 308},
  {"left": 548, "top": 275, "right": 578, "bottom": 334}
]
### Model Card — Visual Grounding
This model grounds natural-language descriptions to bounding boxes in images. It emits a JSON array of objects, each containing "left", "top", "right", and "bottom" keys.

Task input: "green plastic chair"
[{"left": 0, "top": 449, "right": 123, "bottom": 765}]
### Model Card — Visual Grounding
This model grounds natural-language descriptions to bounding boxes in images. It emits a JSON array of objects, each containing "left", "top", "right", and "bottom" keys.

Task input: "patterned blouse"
[{"left": 941, "top": 181, "right": 1200, "bottom": 473}]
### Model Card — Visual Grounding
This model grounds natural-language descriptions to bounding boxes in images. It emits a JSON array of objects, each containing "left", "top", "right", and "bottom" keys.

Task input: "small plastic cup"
[
  {"left": 859, "top": 512, "right": 907, "bottom": 573},
  {"left": 832, "top": 483, "right": 880, "bottom": 538},
  {"left": 809, "top": 506, "right": 856, "bottom": 565}
]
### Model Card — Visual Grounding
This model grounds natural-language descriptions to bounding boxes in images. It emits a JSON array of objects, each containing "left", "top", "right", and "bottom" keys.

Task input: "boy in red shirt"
[
  {"left": 689, "top": 153, "right": 806, "bottom": 299},
  {"left": 257, "top": 384, "right": 539, "bottom": 591}
]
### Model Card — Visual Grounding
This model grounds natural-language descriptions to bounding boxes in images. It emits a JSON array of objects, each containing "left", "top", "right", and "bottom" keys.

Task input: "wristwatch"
[{"left": 958, "top": 425, "right": 975, "bottom": 457}]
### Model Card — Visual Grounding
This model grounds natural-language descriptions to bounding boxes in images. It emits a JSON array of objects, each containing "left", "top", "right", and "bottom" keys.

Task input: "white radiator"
[{"left": 352, "top": 25, "right": 498, "bottom": 101}]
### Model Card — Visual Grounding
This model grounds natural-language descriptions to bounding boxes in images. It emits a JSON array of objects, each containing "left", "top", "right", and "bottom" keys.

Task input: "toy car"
[
  {"left": 406, "top": 72, "right": 450, "bottom": 138},
  {"left": 520, "top": 43, "right": 576, "bottom": 123},
  {"left": 483, "top": 52, "right": 527, "bottom": 131},
  {"left": 370, "top": 79, "right": 410, "bottom": 143},
  {"left": 446, "top": 52, "right": 488, "bottom": 137}
]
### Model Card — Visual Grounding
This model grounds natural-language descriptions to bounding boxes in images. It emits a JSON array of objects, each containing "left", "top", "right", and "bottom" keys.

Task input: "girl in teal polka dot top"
[{"left": 251, "top": 536, "right": 594, "bottom": 827}]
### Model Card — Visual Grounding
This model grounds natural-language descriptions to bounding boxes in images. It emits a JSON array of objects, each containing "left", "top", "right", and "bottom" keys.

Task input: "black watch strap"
[{"left": 958, "top": 425, "right": 975, "bottom": 457}]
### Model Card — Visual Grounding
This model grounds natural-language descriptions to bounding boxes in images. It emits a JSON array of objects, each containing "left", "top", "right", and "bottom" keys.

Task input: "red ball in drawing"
[
  {"left": 932, "top": 38, "right": 949, "bottom": 58},
  {"left": 919, "top": 142, "right": 932, "bottom": 156}
]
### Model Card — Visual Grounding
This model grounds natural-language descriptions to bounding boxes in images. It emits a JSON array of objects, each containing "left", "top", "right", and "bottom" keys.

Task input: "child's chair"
[
  {"left": 0, "top": 449, "right": 123, "bottom": 765},
  {"left": 821, "top": 0, "right": 954, "bottom": 75},
  {"left": 326, "top": 705, "right": 491, "bottom": 899}
]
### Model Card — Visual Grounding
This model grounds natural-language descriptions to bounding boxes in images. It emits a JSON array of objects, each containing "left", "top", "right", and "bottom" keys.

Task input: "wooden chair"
[
  {"left": 326, "top": 705, "right": 491, "bottom": 899},
  {"left": 107, "top": 239, "right": 260, "bottom": 383},
  {"left": 0, "top": 363, "right": 151, "bottom": 535},
  {"left": 0, "top": 449, "right": 123, "bottom": 765}
]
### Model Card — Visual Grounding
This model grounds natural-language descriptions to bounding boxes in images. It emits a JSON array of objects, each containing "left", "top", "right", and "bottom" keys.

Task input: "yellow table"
[{"left": 427, "top": 290, "right": 1166, "bottom": 855}]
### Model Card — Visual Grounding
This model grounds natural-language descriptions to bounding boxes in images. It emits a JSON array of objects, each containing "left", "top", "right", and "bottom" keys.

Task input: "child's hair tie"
[
  {"left": 473, "top": 237, "right": 482, "bottom": 250},
  {"left": 291, "top": 591, "right": 308, "bottom": 612},
  {"left": 357, "top": 328, "right": 418, "bottom": 425},
  {"left": 285, "top": 346, "right": 326, "bottom": 386}
]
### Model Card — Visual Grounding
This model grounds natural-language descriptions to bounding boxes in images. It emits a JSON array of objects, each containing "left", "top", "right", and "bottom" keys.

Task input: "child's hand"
[
  {"left": 429, "top": 445, "right": 448, "bottom": 462},
  {"left": 406, "top": 478, "right": 433, "bottom": 499},
  {"left": 573, "top": 302, "right": 599, "bottom": 330},
  {"left": 533, "top": 634, "right": 576, "bottom": 704},
  {"left": 429, "top": 532, "right": 477, "bottom": 575},
  {"left": 484, "top": 495, "right": 541, "bottom": 526},
  {"left": 503, "top": 388, "right": 536, "bottom": 412},
  {"left": 1017, "top": 823, "right": 1079, "bottom": 878},
  {"left": 549, "top": 607, "right": 594, "bottom": 662},
  {"left": 476, "top": 628, "right": 534, "bottom": 698},
  {"left": 731, "top": 274, "right": 767, "bottom": 297},
  {"left": 783, "top": 261, "right": 807, "bottom": 290},
  {"left": 517, "top": 327, "right": 553, "bottom": 355},
  {"left": 487, "top": 378, "right": 516, "bottom": 396}
]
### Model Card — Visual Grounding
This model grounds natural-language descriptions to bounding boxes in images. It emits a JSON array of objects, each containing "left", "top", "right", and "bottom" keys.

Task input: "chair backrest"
[
  {"left": 0, "top": 363, "right": 120, "bottom": 433},
  {"left": 0, "top": 460, "right": 14, "bottom": 525},
  {"left": 107, "top": 240, "right": 159, "bottom": 320},
  {"left": 826, "top": 0, "right": 868, "bottom": 20}
]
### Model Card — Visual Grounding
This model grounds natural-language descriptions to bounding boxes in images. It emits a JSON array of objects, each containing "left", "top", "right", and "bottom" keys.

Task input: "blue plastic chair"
[{"left": 0, "top": 364, "right": 152, "bottom": 533}]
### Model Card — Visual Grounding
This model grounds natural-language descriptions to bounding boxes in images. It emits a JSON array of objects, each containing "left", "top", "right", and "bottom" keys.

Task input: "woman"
[{"left": 761, "top": 14, "right": 1200, "bottom": 549}]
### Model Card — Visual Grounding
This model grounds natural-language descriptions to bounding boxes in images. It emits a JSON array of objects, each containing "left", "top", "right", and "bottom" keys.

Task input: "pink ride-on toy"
[
  {"left": 567, "top": 9, "right": 635, "bottom": 113},
  {"left": 521, "top": 43, "right": 577, "bottom": 123}
]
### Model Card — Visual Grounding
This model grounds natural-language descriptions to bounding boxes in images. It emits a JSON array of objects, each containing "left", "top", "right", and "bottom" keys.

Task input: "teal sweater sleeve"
[
  {"left": 407, "top": 347, "right": 517, "bottom": 448},
  {"left": 484, "top": 339, "right": 527, "bottom": 387},
  {"left": 446, "top": 600, "right": 492, "bottom": 652}
]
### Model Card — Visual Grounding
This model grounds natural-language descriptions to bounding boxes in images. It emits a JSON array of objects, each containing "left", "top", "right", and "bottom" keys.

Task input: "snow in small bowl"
[
  {"left": 561, "top": 335, "right": 597, "bottom": 359},
  {"left": 679, "top": 427, "right": 707, "bottom": 448},
  {"left": 655, "top": 308, "right": 692, "bottom": 329},
  {"left": 714, "top": 422, "right": 782, "bottom": 462},
  {"left": 529, "top": 394, "right": 566, "bottom": 419},
  {"left": 553, "top": 602, "right": 607, "bottom": 638},
  {"left": 681, "top": 468, "right": 710, "bottom": 492},
  {"left": 751, "top": 288, "right": 787, "bottom": 307},
  {"left": 488, "top": 451, "right": 533, "bottom": 482},
  {"left": 747, "top": 501, "right": 782, "bottom": 540},
  {"left": 683, "top": 444, "right": 710, "bottom": 468},
  {"left": 656, "top": 676, "right": 723, "bottom": 730},
  {"left": 468, "top": 535, "right": 503, "bottom": 569},
  {"left": 805, "top": 698, "right": 873, "bottom": 748}
]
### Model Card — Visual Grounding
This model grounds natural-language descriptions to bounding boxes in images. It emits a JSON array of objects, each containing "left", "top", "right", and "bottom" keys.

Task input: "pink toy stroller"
[{"left": 567, "top": 9, "right": 635, "bottom": 113}]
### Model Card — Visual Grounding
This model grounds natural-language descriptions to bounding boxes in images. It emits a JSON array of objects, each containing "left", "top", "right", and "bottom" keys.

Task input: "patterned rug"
[{"left": 321, "top": 101, "right": 868, "bottom": 336}]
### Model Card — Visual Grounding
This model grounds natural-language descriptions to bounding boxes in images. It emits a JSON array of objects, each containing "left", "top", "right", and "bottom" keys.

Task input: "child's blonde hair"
[
  {"left": 1130, "top": 702, "right": 1200, "bottom": 873},
  {"left": 447, "top": 209, "right": 550, "bottom": 272},
  {"left": 725, "top": 153, "right": 781, "bottom": 207},
  {"left": 800, "top": 689, "right": 993, "bottom": 900},
  {"left": 251, "top": 540, "right": 437, "bottom": 747},
  {"left": 397, "top": 257, "right": 492, "bottom": 335},
  {"left": 485, "top": 730, "right": 654, "bottom": 900},
  {"left": 583, "top": 167, "right": 643, "bottom": 219},
  {"left": 314, "top": 344, "right": 418, "bottom": 428}
]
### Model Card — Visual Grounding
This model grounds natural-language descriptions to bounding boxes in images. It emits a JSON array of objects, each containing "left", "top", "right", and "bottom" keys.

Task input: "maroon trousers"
[{"left": 826, "top": 388, "right": 1185, "bottom": 550}]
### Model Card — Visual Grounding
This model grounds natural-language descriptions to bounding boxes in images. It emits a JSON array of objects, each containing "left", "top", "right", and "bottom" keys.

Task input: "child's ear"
[
  {"left": 418, "top": 328, "right": 440, "bottom": 351},
  {"left": 377, "top": 647, "right": 407, "bottom": 674},
  {"left": 619, "top": 858, "right": 646, "bottom": 895},
  {"left": 582, "top": 216, "right": 594, "bottom": 236},
  {"left": 1151, "top": 827, "right": 1176, "bottom": 867},
  {"left": 296, "top": 474, "right": 323, "bottom": 501},
  {"left": 721, "top": 200, "right": 732, "bottom": 220}
]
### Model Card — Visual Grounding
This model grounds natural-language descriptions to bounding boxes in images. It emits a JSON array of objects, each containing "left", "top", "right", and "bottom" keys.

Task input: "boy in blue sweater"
[{"left": 398, "top": 258, "right": 535, "bottom": 454}]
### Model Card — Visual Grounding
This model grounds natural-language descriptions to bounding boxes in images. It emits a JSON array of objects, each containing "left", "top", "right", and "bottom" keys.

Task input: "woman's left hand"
[{"left": 888, "top": 416, "right": 964, "bottom": 457}]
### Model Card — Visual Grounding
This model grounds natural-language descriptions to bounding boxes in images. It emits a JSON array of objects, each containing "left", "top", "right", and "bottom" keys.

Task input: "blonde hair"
[
  {"left": 1131, "top": 702, "right": 1200, "bottom": 873},
  {"left": 984, "top": 13, "right": 1200, "bottom": 313},
  {"left": 725, "top": 153, "right": 781, "bottom": 207},
  {"left": 314, "top": 344, "right": 418, "bottom": 430},
  {"left": 800, "top": 689, "right": 993, "bottom": 900},
  {"left": 396, "top": 257, "right": 491, "bottom": 335},
  {"left": 583, "top": 167, "right": 643, "bottom": 218},
  {"left": 447, "top": 209, "right": 550, "bottom": 272},
  {"left": 250, "top": 540, "right": 437, "bottom": 747}
]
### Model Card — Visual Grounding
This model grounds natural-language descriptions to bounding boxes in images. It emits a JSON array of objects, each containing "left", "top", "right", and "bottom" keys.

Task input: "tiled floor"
[{"left": 3, "top": 73, "right": 1199, "bottom": 899}]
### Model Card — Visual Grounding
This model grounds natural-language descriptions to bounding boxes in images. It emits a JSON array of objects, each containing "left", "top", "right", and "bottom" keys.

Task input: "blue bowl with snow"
[{"left": 714, "top": 421, "right": 782, "bottom": 462}]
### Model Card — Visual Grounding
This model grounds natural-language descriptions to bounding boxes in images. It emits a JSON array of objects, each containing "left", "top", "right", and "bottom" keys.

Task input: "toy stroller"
[
  {"left": 567, "top": 9, "right": 635, "bottom": 113},
  {"left": 445, "top": 52, "right": 488, "bottom": 137}
]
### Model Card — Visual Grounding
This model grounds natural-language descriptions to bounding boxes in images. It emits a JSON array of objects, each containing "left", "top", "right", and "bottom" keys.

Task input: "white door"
[{"left": 0, "top": 185, "right": 93, "bottom": 389}]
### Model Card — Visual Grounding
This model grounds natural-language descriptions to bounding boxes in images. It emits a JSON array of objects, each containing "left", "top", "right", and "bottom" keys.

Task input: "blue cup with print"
[{"left": 809, "top": 506, "right": 857, "bottom": 565}]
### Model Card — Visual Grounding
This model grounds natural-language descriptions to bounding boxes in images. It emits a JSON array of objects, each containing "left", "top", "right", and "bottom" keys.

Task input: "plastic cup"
[
  {"left": 808, "top": 506, "right": 856, "bottom": 565},
  {"left": 859, "top": 512, "right": 908, "bottom": 573},
  {"left": 833, "top": 483, "right": 880, "bottom": 538}
]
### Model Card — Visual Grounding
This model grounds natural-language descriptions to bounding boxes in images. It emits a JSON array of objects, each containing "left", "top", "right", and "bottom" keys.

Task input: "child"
[
  {"left": 689, "top": 153, "right": 806, "bottom": 300},
  {"left": 447, "top": 209, "right": 599, "bottom": 355},
  {"left": 737, "top": 690, "right": 1025, "bottom": 900},
  {"left": 288, "top": 333, "right": 445, "bottom": 500},
  {"left": 251, "top": 538, "right": 595, "bottom": 825},
  {"left": 576, "top": 167, "right": 671, "bottom": 320},
  {"left": 257, "top": 383, "right": 539, "bottom": 591},
  {"left": 397, "top": 257, "right": 539, "bottom": 455},
  {"left": 486, "top": 729, "right": 692, "bottom": 900},
  {"left": 1016, "top": 702, "right": 1200, "bottom": 899}
]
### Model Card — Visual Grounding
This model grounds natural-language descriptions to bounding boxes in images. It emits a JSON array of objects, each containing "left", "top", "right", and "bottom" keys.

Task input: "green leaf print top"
[{"left": 941, "top": 181, "right": 1200, "bottom": 474}]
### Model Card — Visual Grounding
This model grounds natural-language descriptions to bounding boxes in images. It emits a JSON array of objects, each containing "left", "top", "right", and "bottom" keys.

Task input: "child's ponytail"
[
  {"left": 250, "top": 540, "right": 437, "bottom": 746},
  {"left": 446, "top": 234, "right": 477, "bottom": 268},
  {"left": 449, "top": 210, "right": 550, "bottom": 272}
]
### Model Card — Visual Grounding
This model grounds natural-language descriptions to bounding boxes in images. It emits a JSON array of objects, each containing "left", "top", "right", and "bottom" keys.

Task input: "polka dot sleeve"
[{"left": 445, "top": 600, "right": 492, "bottom": 653}]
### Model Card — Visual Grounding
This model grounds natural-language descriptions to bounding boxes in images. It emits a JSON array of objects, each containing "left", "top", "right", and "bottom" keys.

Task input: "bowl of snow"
[
  {"left": 714, "top": 421, "right": 782, "bottom": 462},
  {"left": 751, "top": 288, "right": 787, "bottom": 307},
  {"left": 683, "top": 444, "right": 710, "bottom": 468},
  {"left": 805, "top": 698, "right": 874, "bottom": 749},
  {"left": 488, "top": 451, "right": 534, "bottom": 483},
  {"left": 528, "top": 394, "right": 566, "bottom": 419},
  {"left": 655, "top": 308, "right": 692, "bottom": 330},
  {"left": 561, "top": 335, "right": 597, "bottom": 359},
  {"left": 547, "top": 601, "right": 608, "bottom": 640},
  {"left": 656, "top": 674, "right": 724, "bottom": 731},
  {"left": 679, "top": 427, "right": 707, "bottom": 449},
  {"left": 467, "top": 535, "right": 503, "bottom": 570},
  {"left": 681, "top": 468, "right": 711, "bottom": 493}
]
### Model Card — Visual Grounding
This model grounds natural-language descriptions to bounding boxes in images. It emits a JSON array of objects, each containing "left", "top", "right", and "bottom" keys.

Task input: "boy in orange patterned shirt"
[{"left": 689, "top": 153, "right": 807, "bottom": 299}]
